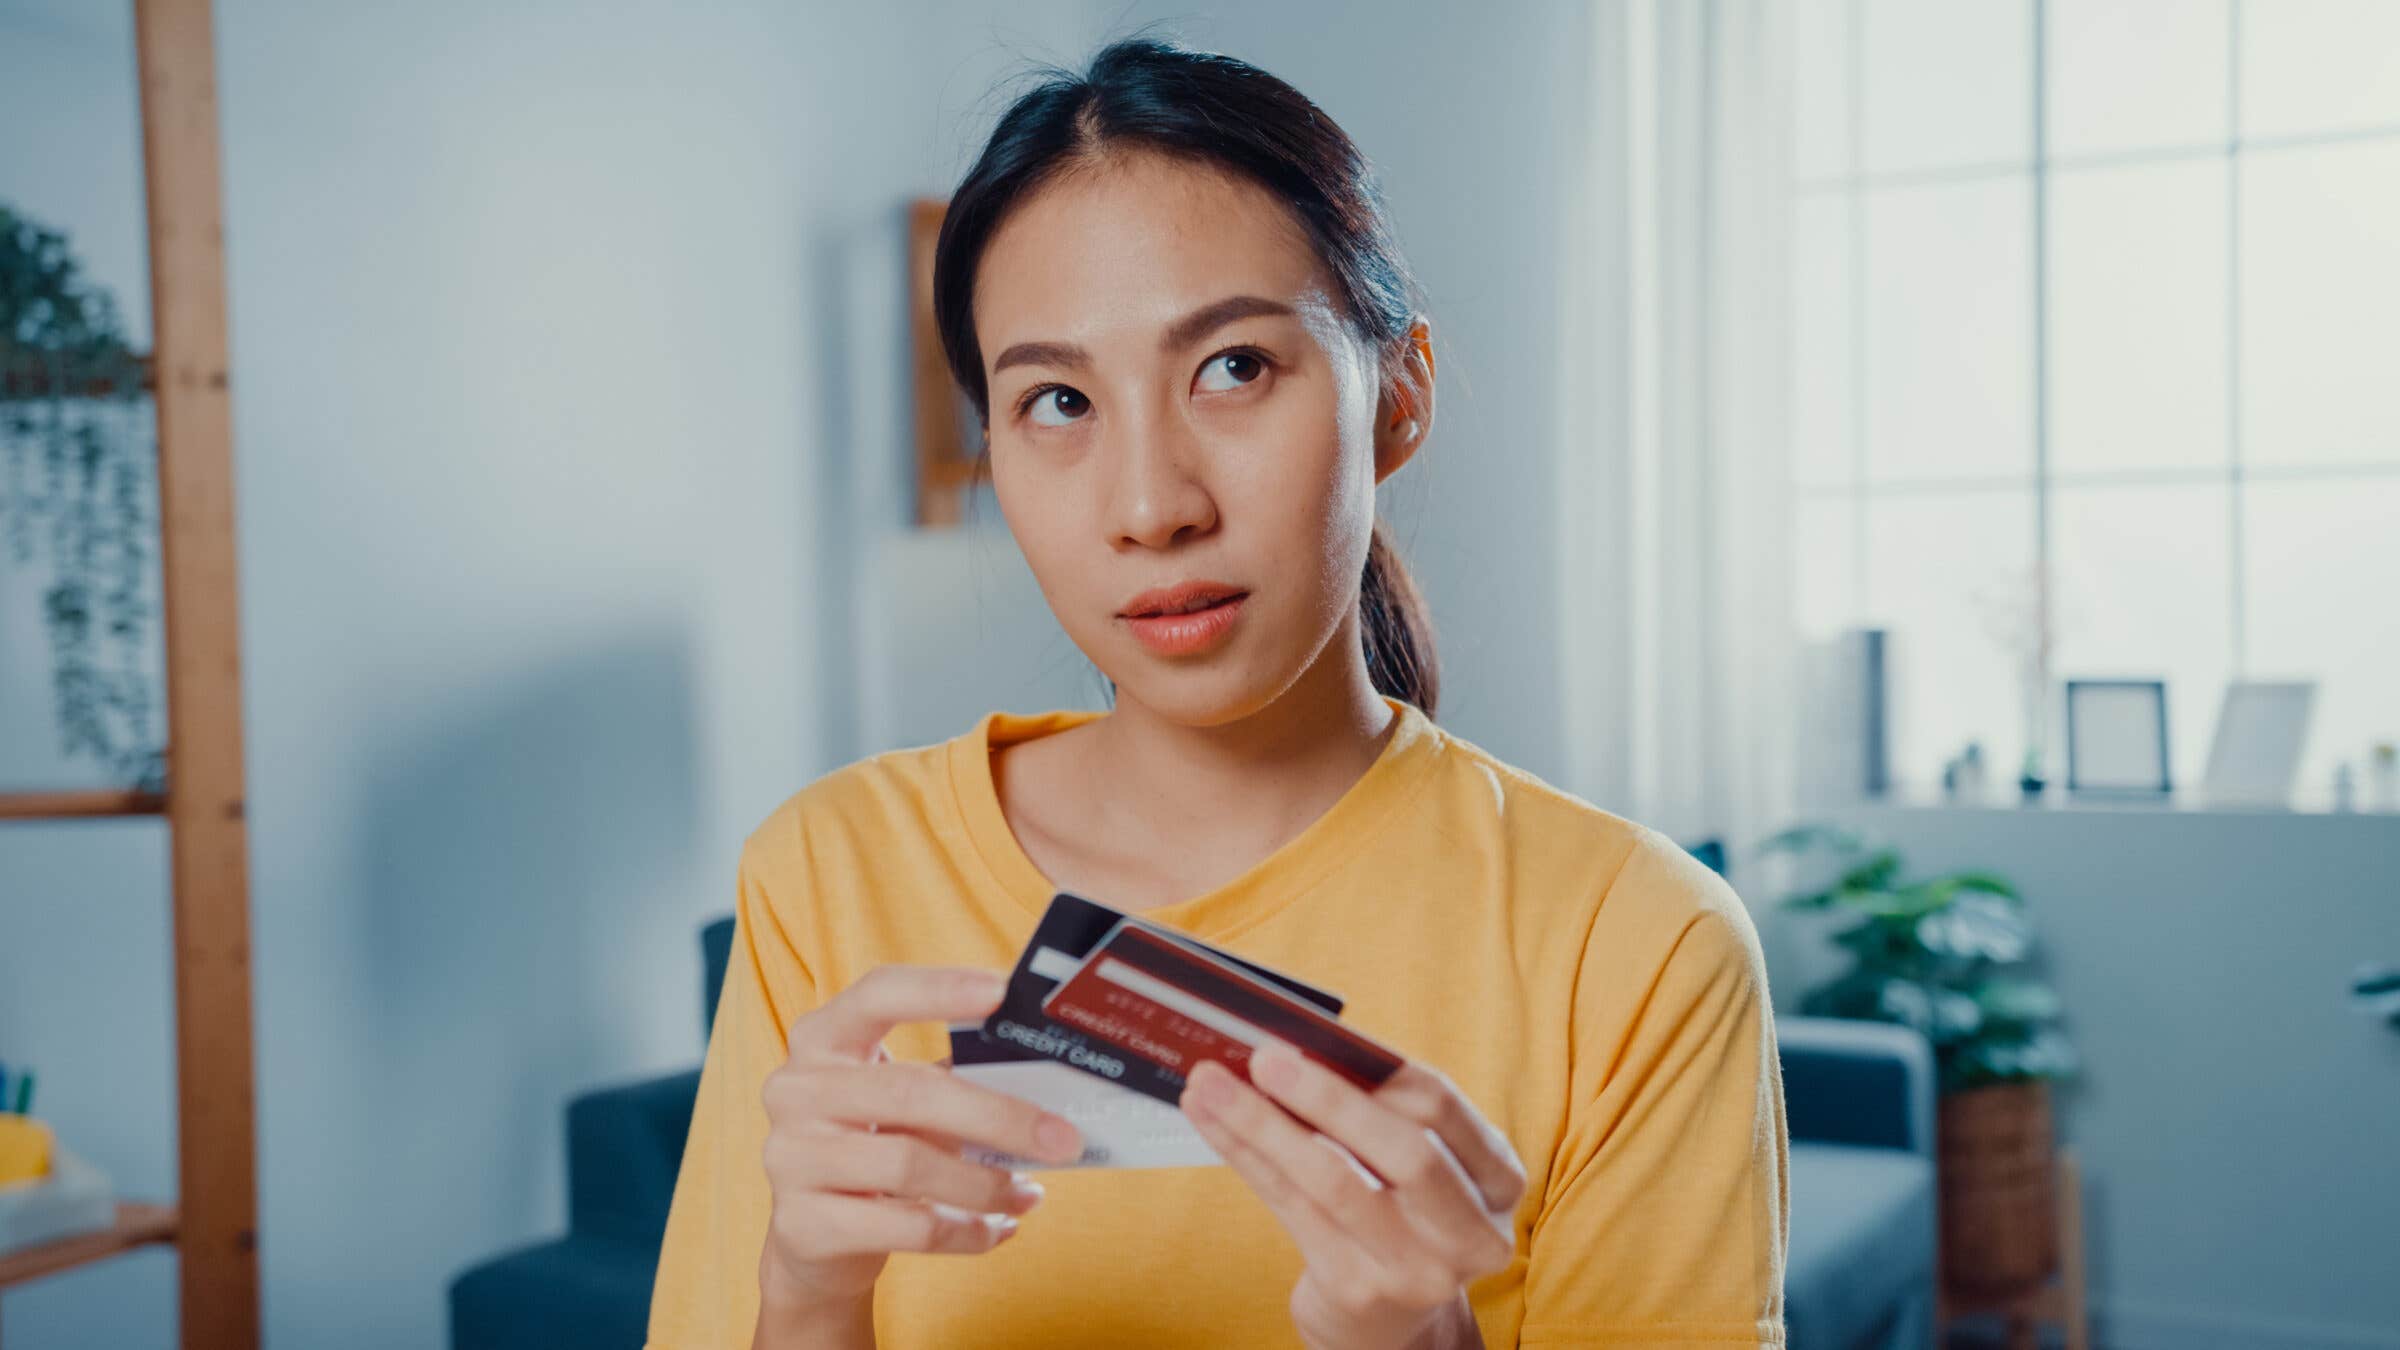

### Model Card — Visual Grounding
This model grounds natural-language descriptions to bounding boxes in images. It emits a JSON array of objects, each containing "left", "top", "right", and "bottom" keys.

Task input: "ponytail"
[{"left": 1360, "top": 517, "right": 1439, "bottom": 717}]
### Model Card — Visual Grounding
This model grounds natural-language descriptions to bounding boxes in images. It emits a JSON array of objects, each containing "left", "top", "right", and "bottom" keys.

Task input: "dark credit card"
[
  {"left": 1042, "top": 920, "right": 1405, "bottom": 1103},
  {"left": 980, "top": 892, "right": 1341, "bottom": 1102}
]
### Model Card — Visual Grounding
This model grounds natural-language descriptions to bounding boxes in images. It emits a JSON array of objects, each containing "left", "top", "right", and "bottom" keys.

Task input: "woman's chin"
[{"left": 1100, "top": 663, "right": 1288, "bottom": 729}]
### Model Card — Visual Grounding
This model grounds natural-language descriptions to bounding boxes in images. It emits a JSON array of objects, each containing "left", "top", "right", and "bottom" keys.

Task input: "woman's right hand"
[{"left": 754, "top": 964, "right": 1086, "bottom": 1329}]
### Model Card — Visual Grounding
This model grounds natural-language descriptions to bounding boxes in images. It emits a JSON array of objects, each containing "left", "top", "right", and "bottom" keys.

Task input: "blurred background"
[{"left": 0, "top": 1, "right": 2394, "bottom": 1347}]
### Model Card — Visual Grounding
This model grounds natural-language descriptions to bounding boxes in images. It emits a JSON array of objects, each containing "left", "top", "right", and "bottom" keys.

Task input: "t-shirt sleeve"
[
  {"left": 647, "top": 828, "right": 821, "bottom": 1350},
  {"left": 1518, "top": 838, "right": 1791, "bottom": 1347}
]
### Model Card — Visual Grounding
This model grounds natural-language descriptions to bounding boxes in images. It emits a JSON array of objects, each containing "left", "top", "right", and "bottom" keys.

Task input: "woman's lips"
[{"left": 1121, "top": 591, "right": 1248, "bottom": 657}]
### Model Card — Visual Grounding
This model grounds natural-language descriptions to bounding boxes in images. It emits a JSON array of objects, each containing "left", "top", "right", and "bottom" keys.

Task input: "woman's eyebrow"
[{"left": 989, "top": 294, "right": 1298, "bottom": 376}]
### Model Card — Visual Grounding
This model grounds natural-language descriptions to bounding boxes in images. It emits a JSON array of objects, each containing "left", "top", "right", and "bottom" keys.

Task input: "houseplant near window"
[{"left": 1759, "top": 823, "right": 2078, "bottom": 1296}]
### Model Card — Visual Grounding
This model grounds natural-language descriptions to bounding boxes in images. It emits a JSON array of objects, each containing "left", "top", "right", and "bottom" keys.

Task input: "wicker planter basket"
[{"left": 1937, "top": 1079, "right": 2058, "bottom": 1294}]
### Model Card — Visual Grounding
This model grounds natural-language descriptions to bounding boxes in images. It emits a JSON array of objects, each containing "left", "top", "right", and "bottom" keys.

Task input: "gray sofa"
[
  {"left": 453, "top": 925, "right": 1938, "bottom": 1349},
  {"left": 1777, "top": 1015, "right": 1938, "bottom": 1349}
]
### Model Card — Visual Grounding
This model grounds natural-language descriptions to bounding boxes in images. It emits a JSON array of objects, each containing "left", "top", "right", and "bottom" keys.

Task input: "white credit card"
[{"left": 947, "top": 1026, "right": 1221, "bottom": 1170}]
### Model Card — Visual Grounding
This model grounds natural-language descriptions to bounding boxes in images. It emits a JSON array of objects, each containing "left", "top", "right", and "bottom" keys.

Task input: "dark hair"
[{"left": 930, "top": 34, "right": 1441, "bottom": 717}]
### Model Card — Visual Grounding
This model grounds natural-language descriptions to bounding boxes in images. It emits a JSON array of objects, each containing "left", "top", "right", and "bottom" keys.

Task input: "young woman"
[{"left": 649, "top": 36, "right": 1788, "bottom": 1350}]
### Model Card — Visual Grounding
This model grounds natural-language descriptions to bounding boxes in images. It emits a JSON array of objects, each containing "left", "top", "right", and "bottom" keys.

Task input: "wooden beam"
[
  {"left": 0, "top": 353, "right": 156, "bottom": 401},
  {"left": 133, "top": 0, "right": 261, "bottom": 1345},
  {"left": 0, "top": 790, "right": 168, "bottom": 821},
  {"left": 0, "top": 1204, "right": 179, "bottom": 1291}
]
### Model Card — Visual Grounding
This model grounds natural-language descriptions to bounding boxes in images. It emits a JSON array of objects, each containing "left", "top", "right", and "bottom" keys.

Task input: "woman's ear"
[{"left": 1373, "top": 317, "right": 1436, "bottom": 483}]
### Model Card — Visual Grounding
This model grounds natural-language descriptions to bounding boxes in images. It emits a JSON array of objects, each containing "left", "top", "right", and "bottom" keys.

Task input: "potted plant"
[
  {"left": 1758, "top": 823, "right": 2078, "bottom": 1296},
  {"left": 1, "top": 202, "right": 164, "bottom": 790}
]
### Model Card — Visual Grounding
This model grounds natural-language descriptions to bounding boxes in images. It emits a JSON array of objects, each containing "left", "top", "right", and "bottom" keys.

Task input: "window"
[{"left": 1789, "top": 0, "right": 2400, "bottom": 798}]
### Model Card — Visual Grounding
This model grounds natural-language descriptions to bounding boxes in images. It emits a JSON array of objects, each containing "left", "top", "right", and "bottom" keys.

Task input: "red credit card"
[{"left": 1040, "top": 921, "right": 1405, "bottom": 1099}]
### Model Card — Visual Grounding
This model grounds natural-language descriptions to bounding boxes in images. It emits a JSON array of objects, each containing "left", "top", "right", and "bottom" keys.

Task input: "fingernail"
[
  {"left": 1251, "top": 1042, "right": 1300, "bottom": 1091},
  {"left": 1007, "top": 1174, "right": 1046, "bottom": 1212},
  {"left": 1036, "top": 1116, "right": 1082, "bottom": 1162},
  {"left": 989, "top": 1212, "right": 1020, "bottom": 1241}
]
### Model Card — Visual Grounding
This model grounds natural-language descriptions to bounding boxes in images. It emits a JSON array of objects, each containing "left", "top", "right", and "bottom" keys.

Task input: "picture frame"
[
  {"left": 2198, "top": 681, "right": 2317, "bottom": 808},
  {"left": 908, "top": 197, "right": 985, "bottom": 527},
  {"left": 2064, "top": 679, "right": 2171, "bottom": 796}
]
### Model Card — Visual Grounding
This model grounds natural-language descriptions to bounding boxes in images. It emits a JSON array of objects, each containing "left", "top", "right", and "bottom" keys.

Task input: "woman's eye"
[
  {"left": 1026, "top": 386, "right": 1090, "bottom": 428},
  {"left": 1195, "top": 350, "right": 1267, "bottom": 394}
]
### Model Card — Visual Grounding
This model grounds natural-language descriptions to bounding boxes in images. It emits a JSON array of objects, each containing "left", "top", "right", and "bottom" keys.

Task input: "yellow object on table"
[{"left": 0, "top": 1114, "right": 54, "bottom": 1186}]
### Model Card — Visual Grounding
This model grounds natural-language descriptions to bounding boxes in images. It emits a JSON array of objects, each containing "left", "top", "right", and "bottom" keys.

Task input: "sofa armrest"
[
  {"left": 566, "top": 1068, "right": 702, "bottom": 1246},
  {"left": 1776, "top": 1015, "right": 1934, "bottom": 1157},
  {"left": 702, "top": 916, "right": 735, "bottom": 1040}
]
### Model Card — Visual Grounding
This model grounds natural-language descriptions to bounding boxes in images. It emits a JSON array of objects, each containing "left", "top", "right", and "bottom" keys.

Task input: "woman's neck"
[{"left": 1002, "top": 630, "right": 1397, "bottom": 912}]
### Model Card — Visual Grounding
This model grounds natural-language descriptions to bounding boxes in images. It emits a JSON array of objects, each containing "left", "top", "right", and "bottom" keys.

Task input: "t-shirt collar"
[{"left": 946, "top": 694, "right": 1446, "bottom": 941}]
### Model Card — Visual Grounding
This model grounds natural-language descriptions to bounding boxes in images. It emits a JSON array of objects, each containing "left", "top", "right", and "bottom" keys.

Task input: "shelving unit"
[
  {"left": 0, "top": 0, "right": 261, "bottom": 1346},
  {"left": 0, "top": 792, "right": 167, "bottom": 822},
  {"left": 0, "top": 1207, "right": 180, "bottom": 1292}
]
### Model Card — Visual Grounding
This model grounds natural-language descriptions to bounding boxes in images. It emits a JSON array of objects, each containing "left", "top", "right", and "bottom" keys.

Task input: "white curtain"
[{"left": 1556, "top": 0, "right": 1799, "bottom": 889}]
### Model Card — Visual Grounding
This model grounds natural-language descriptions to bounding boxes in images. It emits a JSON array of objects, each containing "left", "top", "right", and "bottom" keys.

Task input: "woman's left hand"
[{"left": 1180, "top": 1042, "right": 1527, "bottom": 1350}]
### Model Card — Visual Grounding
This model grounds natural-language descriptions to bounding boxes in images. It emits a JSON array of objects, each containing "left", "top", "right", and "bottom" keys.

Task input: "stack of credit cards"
[{"left": 950, "top": 892, "right": 1403, "bottom": 1170}]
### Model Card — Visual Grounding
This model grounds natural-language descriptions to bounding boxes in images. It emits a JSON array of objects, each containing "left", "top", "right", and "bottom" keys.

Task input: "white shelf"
[{"left": 1844, "top": 784, "right": 2400, "bottom": 819}]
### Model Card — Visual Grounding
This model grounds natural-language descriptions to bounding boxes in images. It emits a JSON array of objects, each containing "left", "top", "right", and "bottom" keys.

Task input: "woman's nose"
[{"left": 1106, "top": 407, "right": 1218, "bottom": 550}]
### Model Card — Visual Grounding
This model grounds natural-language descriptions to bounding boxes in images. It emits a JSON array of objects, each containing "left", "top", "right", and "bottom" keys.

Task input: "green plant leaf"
[
  {"left": 1915, "top": 893, "right": 2032, "bottom": 964},
  {"left": 1753, "top": 823, "right": 1864, "bottom": 859},
  {"left": 1972, "top": 978, "right": 2064, "bottom": 1027},
  {"left": 1828, "top": 915, "right": 1931, "bottom": 976},
  {"left": 1940, "top": 870, "right": 2023, "bottom": 902},
  {"left": 1838, "top": 849, "right": 1903, "bottom": 894},
  {"left": 1800, "top": 969, "right": 1895, "bottom": 1023},
  {"left": 2, "top": 200, "right": 164, "bottom": 791},
  {"left": 1913, "top": 985, "right": 1986, "bottom": 1046},
  {"left": 1851, "top": 884, "right": 1957, "bottom": 921}
]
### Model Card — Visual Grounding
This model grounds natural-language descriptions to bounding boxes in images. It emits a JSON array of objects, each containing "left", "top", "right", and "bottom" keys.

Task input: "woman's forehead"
[{"left": 975, "top": 154, "right": 1335, "bottom": 351}]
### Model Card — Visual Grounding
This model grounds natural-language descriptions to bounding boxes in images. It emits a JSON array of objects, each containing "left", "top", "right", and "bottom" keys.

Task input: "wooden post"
[{"left": 132, "top": 0, "right": 262, "bottom": 1345}]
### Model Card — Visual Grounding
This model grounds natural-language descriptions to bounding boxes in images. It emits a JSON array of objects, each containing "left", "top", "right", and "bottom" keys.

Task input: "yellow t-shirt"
[{"left": 649, "top": 695, "right": 1789, "bottom": 1348}]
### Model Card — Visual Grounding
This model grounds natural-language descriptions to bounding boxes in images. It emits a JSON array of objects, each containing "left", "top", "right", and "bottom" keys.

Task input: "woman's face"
[{"left": 974, "top": 152, "right": 1426, "bottom": 726}]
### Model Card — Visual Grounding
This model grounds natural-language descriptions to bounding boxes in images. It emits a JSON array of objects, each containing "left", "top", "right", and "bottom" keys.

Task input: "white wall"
[
  {"left": 0, "top": 2, "right": 1117, "bottom": 1345},
  {"left": 1792, "top": 802, "right": 2400, "bottom": 1350}
]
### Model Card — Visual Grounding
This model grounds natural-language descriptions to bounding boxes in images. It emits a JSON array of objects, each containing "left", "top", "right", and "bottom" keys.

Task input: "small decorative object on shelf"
[
  {"left": 0, "top": 1067, "right": 118, "bottom": 1260},
  {"left": 0, "top": 1131, "right": 118, "bottom": 1260},
  {"left": 1757, "top": 824, "right": 2087, "bottom": 1347},
  {"left": 1797, "top": 627, "right": 1890, "bottom": 804},
  {"left": 2017, "top": 746, "right": 2046, "bottom": 803},
  {"left": 1940, "top": 741, "right": 1989, "bottom": 804},
  {"left": 1969, "top": 565, "right": 2054, "bottom": 808},
  {"left": 2369, "top": 742, "right": 2399, "bottom": 813},
  {"left": 0, "top": 1108, "right": 47, "bottom": 1186}
]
